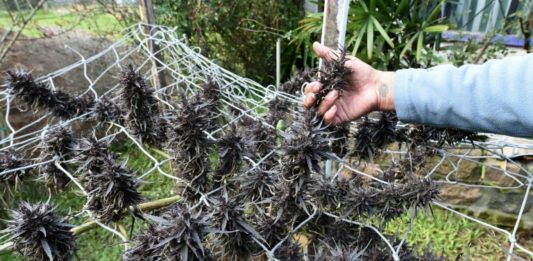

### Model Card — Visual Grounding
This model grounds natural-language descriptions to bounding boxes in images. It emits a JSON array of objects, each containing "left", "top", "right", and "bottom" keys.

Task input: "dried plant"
[
  {"left": 119, "top": 65, "right": 165, "bottom": 147},
  {"left": 282, "top": 110, "right": 334, "bottom": 176},
  {"left": 0, "top": 150, "right": 26, "bottom": 183},
  {"left": 5, "top": 71, "right": 90, "bottom": 118},
  {"left": 233, "top": 163, "right": 277, "bottom": 203},
  {"left": 37, "top": 126, "right": 75, "bottom": 188},
  {"left": 255, "top": 214, "right": 289, "bottom": 247},
  {"left": 343, "top": 178, "right": 439, "bottom": 221},
  {"left": 82, "top": 155, "right": 142, "bottom": 222},
  {"left": 73, "top": 137, "right": 142, "bottom": 222},
  {"left": 1, "top": 202, "right": 76, "bottom": 261},
  {"left": 266, "top": 95, "right": 292, "bottom": 125},
  {"left": 244, "top": 119, "right": 278, "bottom": 163},
  {"left": 314, "top": 48, "right": 352, "bottom": 108},
  {"left": 273, "top": 241, "right": 303, "bottom": 261},
  {"left": 400, "top": 125, "right": 476, "bottom": 148},
  {"left": 280, "top": 68, "right": 317, "bottom": 95},
  {"left": 91, "top": 97, "right": 124, "bottom": 123},
  {"left": 351, "top": 117, "right": 377, "bottom": 159},
  {"left": 213, "top": 130, "right": 249, "bottom": 188},
  {"left": 307, "top": 175, "right": 350, "bottom": 210},
  {"left": 168, "top": 91, "right": 215, "bottom": 198},
  {"left": 329, "top": 123, "right": 351, "bottom": 158},
  {"left": 124, "top": 203, "right": 212, "bottom": 261},
  {"left": 207, "top": 190, "right": 261, "bottom": 259}
]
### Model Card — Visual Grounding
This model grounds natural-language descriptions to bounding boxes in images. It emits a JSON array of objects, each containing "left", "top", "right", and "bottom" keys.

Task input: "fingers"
[
  {"left": 303, "top": 93, "right": 316, "bottom": 108},
  {"left": 318, "top": 90, "right": 338, "bottom": 115},
  {"left": 304, "top": 81, "right": 322, "bottom": 94},
  {"left": 313, "top": 42, "right": 337, "bottom": 61},
  {"left": 303, "top": 82, "right": 322, "bottom": 108},
  {"left": 323, "top": 105, "right": 337, "bottom": 124}
]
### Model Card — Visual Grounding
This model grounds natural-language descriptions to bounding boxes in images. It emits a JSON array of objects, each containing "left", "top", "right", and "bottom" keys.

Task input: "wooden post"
[
  {"left": 321, "top": 0, "right": 351, "bottom": 177},
  {"left": 321, "top": 0, "right": 350, "bottom": 49},
  {"left": 138, "top": 0, "right": 167, "bottom": 89}
]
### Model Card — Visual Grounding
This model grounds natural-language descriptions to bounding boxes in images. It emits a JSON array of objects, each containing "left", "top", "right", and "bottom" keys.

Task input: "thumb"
[{"left": 313, "top": 42, "right": 338, "bottom": 61}]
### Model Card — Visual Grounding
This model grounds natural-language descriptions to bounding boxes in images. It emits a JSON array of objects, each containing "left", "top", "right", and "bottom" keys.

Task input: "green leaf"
[
  {"left": 351, "top": 28, "right": 365, "bottom": 56},
  {"left": 367, "top": 19, "right": 374, "bottom": 59},
  {"left": 416, "top": 33, "right": 424, "bottom": 61},
  {"left": 371, "top": 16, "right": 394, "bottom": 48},
  {"left": 400, "top": 33, "right": 418, "bottom": 58},
  {"left": 423, "top": 24, "right": 449, "bottom": 33}
]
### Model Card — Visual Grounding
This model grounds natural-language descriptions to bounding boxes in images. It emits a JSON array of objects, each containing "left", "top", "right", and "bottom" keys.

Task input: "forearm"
[{"left": 390, "top": 55, "right": 533, "bottom": 137}]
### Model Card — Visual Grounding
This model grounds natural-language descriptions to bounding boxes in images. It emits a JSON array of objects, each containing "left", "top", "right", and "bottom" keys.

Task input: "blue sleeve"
[{"left": 394, "top": 54, "right": 533, "bottom": 137}]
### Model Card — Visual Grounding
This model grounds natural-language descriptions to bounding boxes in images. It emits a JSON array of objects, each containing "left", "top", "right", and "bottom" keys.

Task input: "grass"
[
  {"left": 0, "top": 7, "right": 123, "bottom": 39},
  {"left": 385, "top": 207, "right": 511, "bottom": 260}
]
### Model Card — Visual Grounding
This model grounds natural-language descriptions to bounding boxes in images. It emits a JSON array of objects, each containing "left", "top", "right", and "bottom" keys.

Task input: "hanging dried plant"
[
  {"left": 124, "top": 203, "right": 212, "bottom": 261},
  {"left": 307, "top": 175, "right": 350, "bottom": 210},
  {"left": 329, "top": 123, "right": 351, "bottom": 158},
  {"left": 266, "top": 95, "right": 292, "bottom": 125},
  {"left": 5, "top": 71, "right": 89, "bottom": 119},
  {"left": 213, "top": 130, "right": 249, "bottom": 188},
  {"left": 280, "top": 68, "right": 317, "bottom": 95},
  {"left": 401, "top": 125, "right": 476, "bottom": 149},
  {"left": 255, "top": 214, "right": 289, "bottom": 247},
  {"left": 314, "top": 48, "right": 352, "bottom": 108},
  {"left": 168, "top": 91, "right": 215, "bottom": 198},
  {"left": 2, "top": 202, "right": 76, "bottom": 261},
  {"left": 0, "top": 150, "right": 26, "bottom": 183},
  {"left": 207, "top": 190, "right": 262, "bottom": 259},
  {"left": 244, "top": 119, "right": 278, "bottom": 163},
  {"left": 351, "top": 117, "right": 377, "bottom": 159},
  {"left": 36, "top": 126, "right": 75, "bottom": 189},
  {"left": 282, "top": 110, "right": 334, "bottom": 177},
  {"left": 119, "top": 65, "right": 165, "bottom": 147},
  {"left": 273, "top": 241, "right": 303, "bottom": 261},
  {"left": 235, "top": 166, "right": 277, "bottom": 202},
  {"left": 74, "top": 137, "right": 113, "bottom": 173},
  {"left": 342, "top": 178, "right": 439, "bottom": 221},
  {"left": 91, "top": 97, "right": 124, "bottom": 123},
  {"left": 82, "top": 156, "right": 142, "bottom": 223}
]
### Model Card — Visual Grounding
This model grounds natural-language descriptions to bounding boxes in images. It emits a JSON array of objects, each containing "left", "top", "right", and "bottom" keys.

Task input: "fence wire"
[{"left": 0, "top": 24, "right": 532, "bottom": 260}]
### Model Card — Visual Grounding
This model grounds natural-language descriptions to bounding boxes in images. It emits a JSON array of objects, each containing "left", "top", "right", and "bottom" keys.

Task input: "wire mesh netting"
[{"left": 0, "top": 24, "right": 532, "bottom": 260}]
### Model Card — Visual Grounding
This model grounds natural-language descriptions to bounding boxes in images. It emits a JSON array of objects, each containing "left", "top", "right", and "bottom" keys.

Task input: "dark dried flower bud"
[
  {"left": 273, "top": 241, "right": 303, "bottom": 261},
  {"left": 280, "top": 68, "right": 317, "bottom": 95},
  {"left": 2, "top": 202, "right": 76, "bottom": 261},
  {"left": 315, "top": 48, "right": 352, "bottom": 108},
  {"left": 124, "top": 203, "right": 212, "bottom": 261},
  {"left": 82, "top": 157, "right": 142, "bottom": 223},
  {"left": 4, "top": 71, "right": 85, "bottom": 119},
  {"left": 266, "top": 95, "right": 292, "bottom": 126},
  {"left": 119, "top": 65, "right": 165, "bottom": 147},
  {"left": 207, "top": 190, "right": 260, "bottom": 259},
  {"left": 213, "top": 131, "right": 249, "bottom": 188},
  {"left": 91, "top": 97, "right": 124, "bottom": 123},
  {"left": 0, "top": 150, "right": 26, "bottom": 183}
]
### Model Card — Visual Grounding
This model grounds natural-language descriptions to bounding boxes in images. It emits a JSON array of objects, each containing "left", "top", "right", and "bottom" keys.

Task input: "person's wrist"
[{"left": 374, "top": 70, "right": 396, "bottom": 111}]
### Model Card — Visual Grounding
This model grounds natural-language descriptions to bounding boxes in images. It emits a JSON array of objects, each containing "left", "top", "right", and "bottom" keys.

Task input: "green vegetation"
[
  {"left": 0, "top": 8, "right": 122, "bottom": 38},
  {"left": 386, "top": 208, "right": 510, "bottom": 260}
]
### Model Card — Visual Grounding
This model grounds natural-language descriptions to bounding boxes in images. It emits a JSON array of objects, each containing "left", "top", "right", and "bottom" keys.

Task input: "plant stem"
[{"left": 0, "top": 195, "right": 181, "bottom": 255}]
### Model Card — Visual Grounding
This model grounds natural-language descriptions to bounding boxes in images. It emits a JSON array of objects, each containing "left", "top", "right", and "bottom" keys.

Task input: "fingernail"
[{"left": 326, "top": 90, "right": 338, "bottom": 100}]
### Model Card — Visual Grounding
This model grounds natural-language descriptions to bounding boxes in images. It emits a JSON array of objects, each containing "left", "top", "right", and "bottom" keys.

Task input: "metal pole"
[{"left": 276, "top": 38, "right": 281, "bottom": 88}]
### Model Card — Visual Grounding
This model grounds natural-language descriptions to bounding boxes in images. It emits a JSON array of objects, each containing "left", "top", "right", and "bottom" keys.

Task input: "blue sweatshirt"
[{"left": 394, "top": 54, "right": 533, "bottom": 137}]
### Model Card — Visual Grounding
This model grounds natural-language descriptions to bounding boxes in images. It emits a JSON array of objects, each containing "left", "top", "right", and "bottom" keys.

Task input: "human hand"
[{"left": 303, "top": 42, "right": 395, "bottom": 125}]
